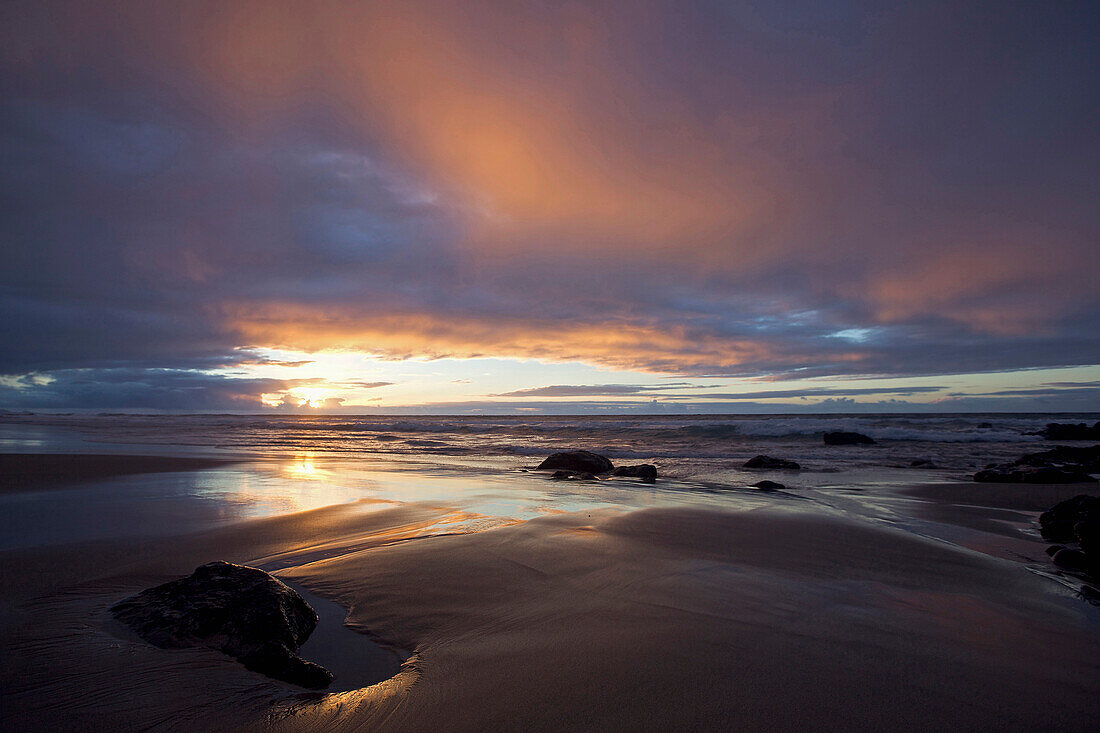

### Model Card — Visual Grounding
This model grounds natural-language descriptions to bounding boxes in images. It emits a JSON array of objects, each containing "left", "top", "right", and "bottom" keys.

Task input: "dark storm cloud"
[{"left": 1, "top": 1, "right": 1098, "bottom": 409}]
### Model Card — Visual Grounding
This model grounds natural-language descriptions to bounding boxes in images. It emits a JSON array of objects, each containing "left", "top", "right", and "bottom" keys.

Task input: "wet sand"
[
  {"left": 2, "top": 457, "right": 1099, "bottom": 731},
  {"left": 0, "top": 453, "right": 240, "bottom": 492}
]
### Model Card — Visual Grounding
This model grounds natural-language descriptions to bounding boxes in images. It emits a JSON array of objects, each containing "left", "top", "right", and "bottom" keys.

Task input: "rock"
[
  {"left": 1038, "top": 495, "right": 1100, "bottom": 541},
  {"left": 973, "top": 466, "right": 1098, "bottom": 485},
  {"left": 537, "top": 450, "right": 614, "bottom": 474},
  {"left": 1046, "top": 545, "right": 1066, "bottom": 557},
  {"left": 909, "top": 459, "right": 936, "bottom": 468},
  {"left": 550, "top": 470, "right": 597, "bottom": 480},
  {"left": 240, "top": 641, "right": 334, "bottom": 690},
  {"left": 1074, "top": 518, "right": 1100, "bottom": 556},
  {"left": 1038, "top": 422, "right": 1100, "bottom": 440},
  {"left": 611, "top": 464, "right": 658, "bottom": 482},
  {"left": 823, "top": 431, "right": 875, "bottom": 446},
  {"left": 111, "top": 561, "right": 332, "bottom": 689},
  {"left": 1052, "top": 548, "right": 1091, "bottom": 573},
  {"left": 1013, "top": 445, "right": 1100, "bottom": 472},
  {"left": 751, "top": 480, "right": 784, "bottom": 491},
  {"left": 742, "top": 455, "right": 800, "bottom": 470}
]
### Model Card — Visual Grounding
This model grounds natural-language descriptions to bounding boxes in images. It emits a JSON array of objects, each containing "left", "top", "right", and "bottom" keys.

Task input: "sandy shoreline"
[{"left": 2, "top": 454, "right": 1099, "bottom": 731}]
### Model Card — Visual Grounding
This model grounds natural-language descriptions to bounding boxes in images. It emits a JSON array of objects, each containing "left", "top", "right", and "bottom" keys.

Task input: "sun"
[{"left": 290, "top": 387, "right": 329, "bottom": 408}]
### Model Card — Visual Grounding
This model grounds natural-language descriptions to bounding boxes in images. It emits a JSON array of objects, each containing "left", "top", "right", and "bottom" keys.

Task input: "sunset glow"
[{"left": 0, "top": 1, "right": 1096, "bottom": 413}]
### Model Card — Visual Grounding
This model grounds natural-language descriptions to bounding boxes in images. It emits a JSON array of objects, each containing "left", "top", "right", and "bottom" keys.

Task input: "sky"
[{"left": 0, "top": 0, "right": 1098, "bottom": 414}]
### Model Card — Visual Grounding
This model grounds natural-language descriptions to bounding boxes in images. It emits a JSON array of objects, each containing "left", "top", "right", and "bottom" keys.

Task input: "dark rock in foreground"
[
  {"left": 974, "top": 466, "right": 1097, "bottom": 484},
  {"left": 611, "top": 464, "right": 658, "bottom": 482},
  {"left": 1039, "top": 495, "right": 1100, "bottom": 579},
  {"left": 743, "top": 455, "right": 800, "bottom": 470},
  {"left": 1038, "top": 422, "right": 1100, "bottom": 441},
  {"left": 111, "top": 561, "right": 333, "bottom": 689},
  {"left": 823, "top": 431, "right": 875, "bottom": 446},
  {"left": 1076, "top": 518, "right": 1100, "bottom": 556},
  {"left": 1039, "top": 495, "right": 1100, "bottom": 542},
  {"left": 751, "top": 480, "right": 784, "bottom": 491},
  {"left": 1052, "top": 548, "right": 1092, "bottom": 573},
  {"left": 537, "top": 450, "right": 614, "bottom": 474}
]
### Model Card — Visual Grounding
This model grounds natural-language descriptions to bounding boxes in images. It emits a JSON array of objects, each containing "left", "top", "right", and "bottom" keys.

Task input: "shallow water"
[
  {"left": 1, "top": 411, "right": 1096, "bottom": 553},
  {"left": 4, "top": 412, "right": 1097, "bottom": 477},
  {"left": 279, "top": 579, "right": 408, "bottom": 693}
]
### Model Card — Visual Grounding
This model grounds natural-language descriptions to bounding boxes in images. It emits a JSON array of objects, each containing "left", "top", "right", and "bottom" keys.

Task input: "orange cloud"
[{"left": 225, "top": 302, "right": 865, "bottom": 376}]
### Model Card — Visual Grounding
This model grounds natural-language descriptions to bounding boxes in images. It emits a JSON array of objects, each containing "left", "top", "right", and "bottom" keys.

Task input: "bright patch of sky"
[{"left": 227, "top": 349, "right": 1100, "bottom": 411}]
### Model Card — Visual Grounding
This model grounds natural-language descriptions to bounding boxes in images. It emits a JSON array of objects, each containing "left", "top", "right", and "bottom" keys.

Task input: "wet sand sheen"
[{"left": 1, "top": 456, "right": 1098, "bottom": 731}]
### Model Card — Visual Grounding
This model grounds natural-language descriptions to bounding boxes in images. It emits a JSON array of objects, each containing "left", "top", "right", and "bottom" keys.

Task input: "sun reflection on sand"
[{"left": 286, "top": 454, "right": 323, "bottom": 478}]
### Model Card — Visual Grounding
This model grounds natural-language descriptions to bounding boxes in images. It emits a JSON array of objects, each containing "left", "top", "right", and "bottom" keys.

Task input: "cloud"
[
  {"left": 0, "top": 0, "right": 1098, "bottom": 411},
  {"left": 492, "top": 384, "right": 944, "bottom": 400},
  {"left": 0, "top": 368, "right": 318, "bottom": 411},
  {"left": 494, "top": 383, "right": 700, "bottom": 397}
]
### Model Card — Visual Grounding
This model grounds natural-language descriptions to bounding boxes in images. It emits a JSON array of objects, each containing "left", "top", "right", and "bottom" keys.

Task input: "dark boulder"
[
  {"left": 823, "top": 431, "right": 876, "bottom": 446},
  {"left": 973, "top": 466, "right": 1098, "bottom": 485},
  {"left": 611, "top": 464, "right": 658, "bottom": 482},
  {"left": 537, "top": 450, "right": 614, "bottom": 474},
  {"left": 1038, "top": 495, "right": 1100, "bottom": 541},
  {"left": 751, "top": 480, "right": 785, "bottom": 491},
  {"left": 743, "top": 455, "right": 800, "bottom": 470},
  {"left": 111, "top": 561, "right": 332, "bottom": 689},
  {"left": 1075, "top": 518, "right": 1100, "bottom": 556},
  {"left": 1052, "top": 548, "right": 1091, "bottom": 573},
  {"left": 1038, "top": 422, "right": 1100, "bottom": 441},
  {"left": 240, "top": 641, "right": 334, "bottom": 690}
]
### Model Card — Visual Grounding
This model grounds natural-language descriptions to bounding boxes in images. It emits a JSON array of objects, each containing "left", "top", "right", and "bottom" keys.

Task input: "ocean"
[{"left": 2, "top": 412, "right": 1096, "bottom": 480}]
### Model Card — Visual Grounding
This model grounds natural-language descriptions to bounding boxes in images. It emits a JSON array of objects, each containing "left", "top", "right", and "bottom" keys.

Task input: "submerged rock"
[
  {"left": 743, "top": 455, "right": 800, "bottom": 470},
  {"left": 537, "top": 450, "right": 614, "bottom": 474},
  {"left": 611, "top": 464, "right": 658, "bottom": 482},
  {"left": 823, "top": 431, "right": 876, "bottom": 446},
  {"left": 751, "top": 480, "right": 785, "bottom": 491},
  {"left": 974, "top": 466, "right": 1097, "bottom": 484},
  {"left": 111, "top": 561, "right": 333, "bottom": 689},
  {"left": 1038, "top": 422, "right": 1100, "bottom": 441}
]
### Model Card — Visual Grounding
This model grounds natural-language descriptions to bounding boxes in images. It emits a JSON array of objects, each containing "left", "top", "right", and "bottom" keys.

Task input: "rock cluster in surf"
[
  {"left": 974, "top": 445, "right": 1099, "bottom": 484},
  {"left": 537, "top": 450, "right": 657, "bottom": 483},
  {"left": 111, "top": 561, "right": 333, "bottom": 689},
  {"left": 1033, "top": 422, "right": 1100, "bottom": 440},
  {"left": 743, "top": 455, "right": 800, "bottom": 470}
]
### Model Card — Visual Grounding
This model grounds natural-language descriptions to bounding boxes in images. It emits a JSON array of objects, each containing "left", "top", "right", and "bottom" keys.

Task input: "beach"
[{"left": 1, "top": 416, "right": 1099, "bottom": 731}]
